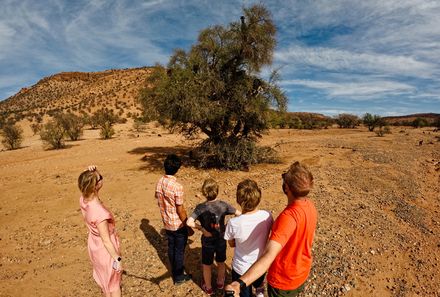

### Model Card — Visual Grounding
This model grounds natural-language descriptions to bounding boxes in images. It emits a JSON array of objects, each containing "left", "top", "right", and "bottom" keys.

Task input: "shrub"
[
  {"left": 55, "top": 113, "right": 84, "bottom": 141},
  {"left": 336, "top": 113, "right": 360, "bottom": 128},
  {"left": 1, "top": 123, "right": 23, "bottom": 150},
  {"left": 40, "top": 120, "right": 65, "bottom": 149},
  {"left": 133, "top": 119, "right": 146, "bottom": 132},
  {"left": 412, "top": 117, "right": 429, "bottom": 128},
  {"left": 30, "top": 123, "right": 42, "bottom": 135},
  {"left": 363, "top": 113, "right": 383, "bottom": 131},
  {"left": 92, "top": 109, "right": 120, "bottom": 139},
  {"left": 191, "top": 138, "right": 280, "bottom": 170}
]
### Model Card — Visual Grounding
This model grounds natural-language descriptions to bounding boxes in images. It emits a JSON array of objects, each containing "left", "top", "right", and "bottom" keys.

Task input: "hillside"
[
  {"left": 0, "top": 67, "right": 153, "bottom": 122},
  {"left": 383, "top": 113, "right": 440, "bottom": 125}
]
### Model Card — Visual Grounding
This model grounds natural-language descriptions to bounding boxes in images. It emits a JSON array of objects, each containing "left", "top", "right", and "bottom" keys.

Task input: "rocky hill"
[{"left": 0, "top": 67, "right": 153, "bottom": 122}]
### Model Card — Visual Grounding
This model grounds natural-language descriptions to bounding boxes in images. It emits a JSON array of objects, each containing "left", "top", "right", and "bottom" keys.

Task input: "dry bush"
[
  {"left": 1, "top": 123, "right": 23, "bottom": 150},
  {"left": 40, "top": 120, "right": 65, "bottom": 149},
  {"left": 191, "top": 138, "right": 280, "bottom": 170},
  {"left": 55, "top": 113, "right": 84, "bottom": 141}
]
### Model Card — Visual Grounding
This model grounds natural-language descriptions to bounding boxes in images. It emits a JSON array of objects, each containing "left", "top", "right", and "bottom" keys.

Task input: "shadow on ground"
[{"left": 128, "top": 146, "right": 193, "bottom": 172}]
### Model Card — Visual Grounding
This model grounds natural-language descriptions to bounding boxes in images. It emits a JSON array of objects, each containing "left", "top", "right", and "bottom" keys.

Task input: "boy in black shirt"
[{"left": 187, "top": 178, "right": 241, "bottom": 295}]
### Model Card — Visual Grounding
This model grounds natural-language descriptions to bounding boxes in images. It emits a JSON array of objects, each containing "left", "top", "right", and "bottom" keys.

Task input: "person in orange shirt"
[{"left": 225, "top": 161, "right": 318, "bottom": 297}]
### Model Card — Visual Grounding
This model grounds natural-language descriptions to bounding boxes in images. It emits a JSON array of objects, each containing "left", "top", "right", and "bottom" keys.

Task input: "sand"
[{"left": 1, "top": 122, "right": 439, "bottom": 297}]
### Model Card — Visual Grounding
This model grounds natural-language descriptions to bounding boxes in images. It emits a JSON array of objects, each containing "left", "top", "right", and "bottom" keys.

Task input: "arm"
[
  {"left": 225, "top": 240, "right": 282, "bottom": 295},
  {"left": 176, "top": 204, "right": 187, "bottom": 223},
  {"left": 97, "top": 220, "right": 122, "bottom": 272},
  {"left": 187, "top": 217, "right": 212, "bottom": 237}
]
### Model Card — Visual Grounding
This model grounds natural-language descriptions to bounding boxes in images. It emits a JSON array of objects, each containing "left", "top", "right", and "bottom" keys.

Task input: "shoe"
[
  {"left": 217, "top": 278, "right": 225, "bottom": 290},
  {"left": 201, "top": 282, "right": 214, "bottom": 295},
  {"left": 255, "top": 286, "right": 265, "bottom": 297},
  {"left": 174, "top": 273, "right": 192, "bottom": 285}
]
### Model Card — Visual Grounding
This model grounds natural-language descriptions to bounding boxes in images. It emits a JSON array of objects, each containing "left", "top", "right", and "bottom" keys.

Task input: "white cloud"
[
  {"left": 282, "top": 79, "right": 415, "bottom": 99},
  {"left": 275, "top": 46, "right": 434, "bottom": 78}
]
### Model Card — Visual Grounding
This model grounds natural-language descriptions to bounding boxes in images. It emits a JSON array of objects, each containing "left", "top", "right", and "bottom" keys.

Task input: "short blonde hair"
[
  {"left": 236, "top": 179, "right": 261, "bottom": 213},
  {"left": 202, "top": 178, "right": 219, "bottom": 201},
  {"left": 78, "top": 170, "right": 98, "bottom": 198},
  {"left": 283, "top": 161, "right": 314, "bottom": 197}
]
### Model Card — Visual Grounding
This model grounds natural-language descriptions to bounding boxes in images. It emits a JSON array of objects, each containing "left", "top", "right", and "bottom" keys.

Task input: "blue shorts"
[{"left": 201, "top": 236, "right": 227, "bottom": 265}]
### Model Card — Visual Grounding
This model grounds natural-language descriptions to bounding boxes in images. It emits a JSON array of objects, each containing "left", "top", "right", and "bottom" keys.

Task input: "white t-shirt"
[{"left": 224, "top": 210, "right": 273, "bottom": 275}]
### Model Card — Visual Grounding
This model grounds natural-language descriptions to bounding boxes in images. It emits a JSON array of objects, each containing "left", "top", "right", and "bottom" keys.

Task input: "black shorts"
[{"left": 201, "top": 236, "right": 227, "bottom": 265}]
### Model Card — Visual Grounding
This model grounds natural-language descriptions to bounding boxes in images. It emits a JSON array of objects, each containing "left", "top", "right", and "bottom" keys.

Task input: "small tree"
[
  {"left": 1, "top": 123, "right": 23, "bottom": 150},
  {"left": 139, "top": 5, "right": 286, "bottom": 169},
  {"left": 336, "top": 113, "right": 360, "bottom": 128},
  {"left": 133, "top": 119, "right": 146, "bottom": 132},
  {"left": 30, "top": 123, "right": 42, "bottom": 135},
  {"left": 412, "top": 117, "right": 428, "bottom": 128},
  {"left": 40, "top": 120, "right": 65, "bottom": 149},
  {"left": 92, "top": 109, "right": 120, "bottom": 139},
  {"left": 55, "top": 113, "right": 84, "bottom": 141},
  {"left": 363, "top": 113, "right": 383, "bottom": 131}
]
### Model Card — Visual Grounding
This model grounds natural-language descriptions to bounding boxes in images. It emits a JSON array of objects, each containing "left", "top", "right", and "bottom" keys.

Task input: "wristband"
[{"left": 237, "top": 279, "right": 246, "bottom": 290}]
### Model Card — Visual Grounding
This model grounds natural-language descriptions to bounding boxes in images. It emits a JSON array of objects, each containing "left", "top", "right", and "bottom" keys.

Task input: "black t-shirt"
[{"left": 190, "top": 200, "right": 236, "bottom": 237}]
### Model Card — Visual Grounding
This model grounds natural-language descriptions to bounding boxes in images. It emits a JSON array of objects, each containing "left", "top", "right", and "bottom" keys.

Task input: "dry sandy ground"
[{"left": 0, "top": 123, "right": 439, "bottom": 297}]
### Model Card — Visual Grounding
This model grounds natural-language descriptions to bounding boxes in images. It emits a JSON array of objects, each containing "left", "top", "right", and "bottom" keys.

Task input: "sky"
[{"left": 1, "top": 0, "right": 439, "bottom": 116}]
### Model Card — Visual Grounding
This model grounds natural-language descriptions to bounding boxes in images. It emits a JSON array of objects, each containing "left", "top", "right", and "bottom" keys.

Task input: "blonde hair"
[
  {"left": 78, "top": 170, "right": 98, "bottom": 198},
  {"left": 283, "top": 161, "right": 314, "bottom": 197},
  {"left": 202, "top": 178, "right": 219, "bottom": 201},
  {"left": 236, "top": 179, "right": 261, "bottom": 213}
]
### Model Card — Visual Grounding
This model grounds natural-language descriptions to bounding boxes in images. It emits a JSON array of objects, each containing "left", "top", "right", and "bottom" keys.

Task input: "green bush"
[
  {"left": 1, "top": 123, "right": 23, "bottom": 150},
  {"left": 40, "top": 120, "right": 65, "bottom": 149},
  {"left": 336, "top": 113, "right": 360, "bottom": 128},
  {"left": 92, "top": 109, "right": 120, "bottom": 139},
  {"left": 55, "top": 113, "right": 84, "bottom": 141}
]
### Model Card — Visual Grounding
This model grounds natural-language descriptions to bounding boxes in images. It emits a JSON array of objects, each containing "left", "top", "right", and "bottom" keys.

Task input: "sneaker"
[
  {"left": 255, "top": 286, "right": 265, "bottom": 297},
  {"left": 216, "top": 278, "right": 225, "bottom": 290},
  {"left": 201, "top": 282, "right": 214, "bottom": 296},
  {"left": 174, "top": 273, "right": 192, "bottom": 285}
]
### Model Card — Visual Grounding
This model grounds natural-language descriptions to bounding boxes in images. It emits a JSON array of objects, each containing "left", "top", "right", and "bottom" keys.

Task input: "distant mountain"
[
  {"left": 383, "top": 113, "right": 440, "bottom": 124},
  {"left": 0, "top": 67, "right": 152, "bottom": 122}
]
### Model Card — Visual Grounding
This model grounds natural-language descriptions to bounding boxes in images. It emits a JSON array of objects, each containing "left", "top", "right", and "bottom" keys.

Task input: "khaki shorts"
[{"left": 267, "top": 282, "right": 305, "bottom": 297}]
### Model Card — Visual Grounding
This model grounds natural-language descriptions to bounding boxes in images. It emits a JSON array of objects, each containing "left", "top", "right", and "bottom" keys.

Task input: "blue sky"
[{"left": 1, "top": 0, "right": 439, "bottom": 116}]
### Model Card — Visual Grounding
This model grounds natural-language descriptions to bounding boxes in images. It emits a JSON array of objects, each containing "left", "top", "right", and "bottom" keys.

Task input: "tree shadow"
[{"left": 129, "top": 146, "right": 194, "bottom": 172}]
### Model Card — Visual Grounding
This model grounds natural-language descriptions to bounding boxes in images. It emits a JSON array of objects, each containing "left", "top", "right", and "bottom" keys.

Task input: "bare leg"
[
  {"left": 202, "top": 264, "right": 212, "bottom": 289},
  {"left": 217, "top": 262, "right": 225, "bottom": 285},
  {"left": 110, "top": 288, "right": 121, "bottom": 297}
]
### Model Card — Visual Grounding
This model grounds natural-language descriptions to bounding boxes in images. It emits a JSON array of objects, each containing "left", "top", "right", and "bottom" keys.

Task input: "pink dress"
[{"left": 80, "top": 196, "right": 121, "bottom": 296}]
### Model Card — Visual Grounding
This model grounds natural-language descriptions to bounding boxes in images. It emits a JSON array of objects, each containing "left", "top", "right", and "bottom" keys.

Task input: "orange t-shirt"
[{"left": 267, "top": 199, "right": 317, "bottom": 290}]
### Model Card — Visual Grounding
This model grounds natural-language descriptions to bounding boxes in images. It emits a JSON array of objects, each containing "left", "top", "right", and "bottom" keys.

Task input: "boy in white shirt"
[{"left": 224, "top": 179, "right": 273, "bottom": 297}]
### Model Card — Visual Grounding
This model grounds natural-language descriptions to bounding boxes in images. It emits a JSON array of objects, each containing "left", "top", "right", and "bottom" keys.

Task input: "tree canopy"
[{"left": 139, "top": 4, "right": 286, "bottom": 169}]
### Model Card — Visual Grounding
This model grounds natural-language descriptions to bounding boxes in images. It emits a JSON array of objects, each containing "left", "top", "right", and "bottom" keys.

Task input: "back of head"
[
  {"left": 283, "top": 161, "right": 314, "bottom": 198},
  {"left": 236, "top": 179, "right": 261, "bottom": 213},
  {"left": 78, "top": 170, "right": 98, "bottom": 198},
  {"left": 164, "top": 154, "right": 181, "bottom": 175},
  {"left": 202, "top": 178, "right": 219, "bottom": 201}
]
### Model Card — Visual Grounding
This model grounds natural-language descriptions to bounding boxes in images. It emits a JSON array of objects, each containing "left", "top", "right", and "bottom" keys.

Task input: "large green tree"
[{"left": 139, "top": 4, "right": 286, "bottom": 169}]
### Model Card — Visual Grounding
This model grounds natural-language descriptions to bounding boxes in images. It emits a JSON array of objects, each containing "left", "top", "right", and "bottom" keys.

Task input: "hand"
[
  {"left": 113, "top": 260, "right": 123, "bottom": 273},
  {"left": 87, "top": 165, "right": 97, "bottom": 171},
  {"left": 225, "top": 282, "right": 240, "bottom": 296}
]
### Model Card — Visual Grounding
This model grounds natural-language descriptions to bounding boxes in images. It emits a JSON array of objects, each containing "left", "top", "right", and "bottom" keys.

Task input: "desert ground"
[{"left": 0, "top": 122, "right": 439, "bottom": 297}]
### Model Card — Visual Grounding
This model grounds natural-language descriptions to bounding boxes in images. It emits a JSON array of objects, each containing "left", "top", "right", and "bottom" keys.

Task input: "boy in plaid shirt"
[{"left": 155, "top": 154, "right": 192, "bottom": 285}]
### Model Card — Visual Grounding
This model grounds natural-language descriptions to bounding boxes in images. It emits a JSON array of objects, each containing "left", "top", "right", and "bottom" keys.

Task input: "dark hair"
[
  {"left": 236, "top": 179, "right": 261, "bottom": 213},
  {"left": 164, "top": 154, "right": 181, "bottom": 175}
]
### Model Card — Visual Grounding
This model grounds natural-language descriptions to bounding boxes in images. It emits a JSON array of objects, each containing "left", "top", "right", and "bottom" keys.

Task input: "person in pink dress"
[{"left": 78, "top": 165, "right": 122, "bottom": 297}]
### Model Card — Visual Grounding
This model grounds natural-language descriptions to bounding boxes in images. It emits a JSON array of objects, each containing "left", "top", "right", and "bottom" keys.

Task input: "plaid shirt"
[{"left": 155, "top": 175, "right": 184, "bottom": 231}]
